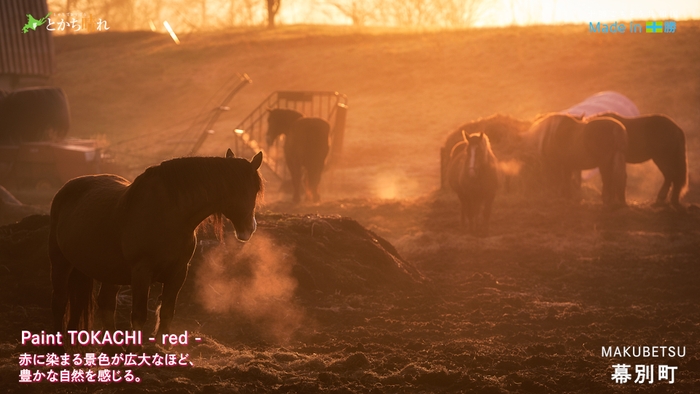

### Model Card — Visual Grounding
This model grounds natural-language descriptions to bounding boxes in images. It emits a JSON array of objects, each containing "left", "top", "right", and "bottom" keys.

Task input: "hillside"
[{"left": 52, "top": 22, "right": 700, "bottom": 201}]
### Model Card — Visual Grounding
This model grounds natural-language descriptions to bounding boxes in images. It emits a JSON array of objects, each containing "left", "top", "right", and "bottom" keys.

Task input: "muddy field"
[{"left": 2, "top": 21, "right": 700, "bottom": 393}]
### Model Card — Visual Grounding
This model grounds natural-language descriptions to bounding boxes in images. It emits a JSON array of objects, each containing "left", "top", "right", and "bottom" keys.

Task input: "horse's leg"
[
  {"left": 654, "top": 178, "right": 672, "bottom": 206},
  {"left": 130, "top": 264, "right": 153, "bottom": 344},
  {"left": 459, "top": 197, "right": 466, "bottom": 228},
  {"left": 97, "top": 283, "right": 122, "bottom": 353},
  {"left": 289, "top": 162, "right": 303, "bottom": 203},
  {"left": 49, "top": 231, "right": 71, "bottom": 335},
  {"left": 599, "top": 163, "right": 613, "bottom": 206},
  {"left": 611, "top": 152, "right": 627, "bottom": 207},
  {"left": 482, "top": 195, "right": 494, "bottom": 237},
  {"left": 66, "top": 269, "right": 94, "bottom": 331},
  {"left": 467, "top": 197, "right": 477, "bottom": 235},
  {"left": 97, "top": 283, "right": 120, "bottom": 331},
  {"left": 652, "top": 158, "right": 673, "bottom": 206},
  {"left": 308, "top": 163, "right": 323, "bottom": 202},
  {"left": 572, "top": 171, "right": 582, "bottom": 200},
  {"left": 154, "top": 264, "right": 189, "bottom": 340},
  {"left": 559, "top": 168, "right": 572, "bottom": 199}
]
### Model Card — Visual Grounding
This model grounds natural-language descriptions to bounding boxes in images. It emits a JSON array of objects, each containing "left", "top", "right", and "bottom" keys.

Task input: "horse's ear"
[
  {"left": 226, "top": 148, "right": 235, "bottom": 158},
  {"left": 251, "top": 151, "right": 263, "bottom": 170}
]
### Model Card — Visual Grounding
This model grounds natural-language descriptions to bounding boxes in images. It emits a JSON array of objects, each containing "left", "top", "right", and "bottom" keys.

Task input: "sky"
[{"left": 279, "top": 0, "right": 700, "bottom": 27}]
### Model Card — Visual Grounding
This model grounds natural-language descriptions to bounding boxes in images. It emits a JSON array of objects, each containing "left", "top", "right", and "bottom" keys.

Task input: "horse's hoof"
[{"left": 672, "top": 203, "right": 686, "bottom": 213}]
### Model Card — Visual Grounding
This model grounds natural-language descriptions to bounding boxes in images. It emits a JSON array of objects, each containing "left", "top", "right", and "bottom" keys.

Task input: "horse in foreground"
[
  {"left": 447, "top": 132, "right": 499, "bottom": 236},
  {"left": 528, "top": 114, "right": 627, "bottom": 208},
  {"left": 49, "top": 150, "right": 263, "bottom": 342},
  {"left": 591, "top": 112, "right": 688, "bottom": 209},
  {"left": 267, "top": 108, "right": 330, "bottom": 203}
]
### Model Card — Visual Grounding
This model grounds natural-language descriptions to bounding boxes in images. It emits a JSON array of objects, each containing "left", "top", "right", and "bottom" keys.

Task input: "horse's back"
[
  {"left": 287, "top": 117, "right": 331, "bottom": 162},
  {"left": 621, "top": 115, "right": 684, "bottom": 164},
  {"left": 51, "top": 175, "right": 131, "bottom": 282},
  {"left": 539, "top": 115, "right": 626, "bottom": 169}
]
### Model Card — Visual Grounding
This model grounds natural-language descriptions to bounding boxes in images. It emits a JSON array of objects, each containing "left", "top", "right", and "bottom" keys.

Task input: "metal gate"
[{"left": 231, "top": 91, "right": 348, "bottom": 181}]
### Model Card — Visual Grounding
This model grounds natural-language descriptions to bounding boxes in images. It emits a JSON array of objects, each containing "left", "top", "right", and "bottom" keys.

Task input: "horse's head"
[
  {"left": 223, "top": 149, "right": 263, "bottom": 242},
  {"left": 266, "top": 108, "right": 304, "bottom": 146},
  {"left": 463, "top": 131, "right": 491, "bottom": 177}
]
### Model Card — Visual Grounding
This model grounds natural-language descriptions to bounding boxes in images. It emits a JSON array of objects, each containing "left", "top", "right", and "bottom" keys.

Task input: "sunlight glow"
[{"left": 279, "top": 0, "right": 700, "bottom": 27}]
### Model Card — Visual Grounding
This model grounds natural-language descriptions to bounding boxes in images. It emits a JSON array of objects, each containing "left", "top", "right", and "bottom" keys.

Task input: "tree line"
[{"left": 46, "top": 0, "right": 485, "bottom": 31}]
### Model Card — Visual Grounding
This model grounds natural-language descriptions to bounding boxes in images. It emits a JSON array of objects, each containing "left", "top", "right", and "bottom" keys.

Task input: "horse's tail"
[{"left": 66, "top": 268, "right": 94, "bottom": 331}]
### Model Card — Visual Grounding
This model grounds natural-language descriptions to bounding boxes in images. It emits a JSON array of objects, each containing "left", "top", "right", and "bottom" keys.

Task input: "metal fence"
[{"left": 232, "top": 91, "right": 348, "bottom": 181}]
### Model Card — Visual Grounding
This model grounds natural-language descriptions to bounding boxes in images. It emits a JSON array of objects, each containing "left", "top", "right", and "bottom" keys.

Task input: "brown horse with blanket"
[{"left": 528, "top": 114, "right": 627, "bottom": 208}]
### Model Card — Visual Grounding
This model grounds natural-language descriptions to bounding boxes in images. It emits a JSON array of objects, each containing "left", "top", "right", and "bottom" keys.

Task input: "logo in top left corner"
[{"left": 22, "top": 12, "right": 51, "bottom": 33}]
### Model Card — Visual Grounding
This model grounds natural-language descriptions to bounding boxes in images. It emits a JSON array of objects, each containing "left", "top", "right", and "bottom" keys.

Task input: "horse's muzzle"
[{"left": 234, "top": 217, "right": 257, "bottom": 242}]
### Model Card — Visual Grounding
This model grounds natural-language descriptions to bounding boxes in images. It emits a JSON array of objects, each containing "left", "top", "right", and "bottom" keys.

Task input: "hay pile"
[
  {"left": 191, "top": 213, "right": 425, "bottom": 298},
  {"left": 256, "top": 213, "right": 424, "bottom": 294}
]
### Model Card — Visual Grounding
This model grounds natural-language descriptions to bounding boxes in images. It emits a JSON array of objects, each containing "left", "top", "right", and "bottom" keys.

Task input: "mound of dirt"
[
  {"left": 0, "top": 214, "right": 50, "bottom": 259},
  {"left": 0, "top": 186, "right": 46, "bottom": 226}
]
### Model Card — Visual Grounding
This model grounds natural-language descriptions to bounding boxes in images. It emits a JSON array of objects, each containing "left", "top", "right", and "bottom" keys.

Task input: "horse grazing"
[
  {"left": 447, "top": 132, "right": 499, "bottom": 236},
  {"left": 0, "top": 87, "right": 70, "bottom": 144},
  {"left": 591, "top": 112, "right": 688, "bottom": 209},
  {"left": 529, "top": 114, "right": 627, "bottom": 207},
  {"left": 49, "top": 149, "right": 263, "bottom": 343},
  {"left": 267, "top": 108, "right": 330, "bottom": 203}
]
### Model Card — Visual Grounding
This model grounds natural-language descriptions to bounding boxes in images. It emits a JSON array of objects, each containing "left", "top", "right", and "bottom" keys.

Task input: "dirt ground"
[{"left": 1, "top": 21, "right": 700, "bottom": 393}]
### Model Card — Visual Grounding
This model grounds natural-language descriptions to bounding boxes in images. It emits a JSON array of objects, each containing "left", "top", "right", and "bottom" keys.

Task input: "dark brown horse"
[
  {"left": 0, "top": 87, "right": 70, "bottom": 144},
  {"left": 447, "top": 132, "right": 499, "bottom": 236},
  {"left": 591, "top": 112, "right": 688, "bottom": 209},
  {"left": 49, "top": 150, "right": 263, "bottom": 342},
  {"left": 267, "top": 109, "right": 330, "bottom": 203},
  {"left": 528, "top": 114, "right": 627, "bottom": 207}
]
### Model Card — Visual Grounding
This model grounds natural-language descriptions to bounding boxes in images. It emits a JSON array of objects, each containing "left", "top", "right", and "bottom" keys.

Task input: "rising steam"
[
  {"left": 195, "top": 234, "right": 303, "bottom": 343},
  {"left": 498, "top": 159, "right": 523, "bottom": 177}
]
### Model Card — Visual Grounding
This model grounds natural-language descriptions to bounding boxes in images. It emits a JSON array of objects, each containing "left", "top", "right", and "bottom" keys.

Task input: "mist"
[{"left": 195, "top": 233, "right": 304, "bottom": 343}]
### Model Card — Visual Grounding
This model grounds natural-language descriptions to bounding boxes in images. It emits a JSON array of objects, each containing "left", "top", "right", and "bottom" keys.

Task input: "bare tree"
[
  {"left": 267, "top": 0, "right": 280, "bottom": 28},
  {"left": 329, "top": 0, "right": 377, "bottom": 26}
]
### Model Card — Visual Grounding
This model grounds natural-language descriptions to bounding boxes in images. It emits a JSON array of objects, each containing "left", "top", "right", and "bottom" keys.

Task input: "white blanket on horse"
[{"left": 561, "top": 91, "right": 640, "bottom": 117}]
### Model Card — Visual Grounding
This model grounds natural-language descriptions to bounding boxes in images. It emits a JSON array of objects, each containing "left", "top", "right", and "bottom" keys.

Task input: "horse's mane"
[
  {"left": 527, "top": 113, "right": 585, "bottom": 154},
  {"left": 270, "top": 108, "right": 304, "bottom": 121},
  {"left": 118, "top": 157, "right": 263, "bottom": 239}
]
